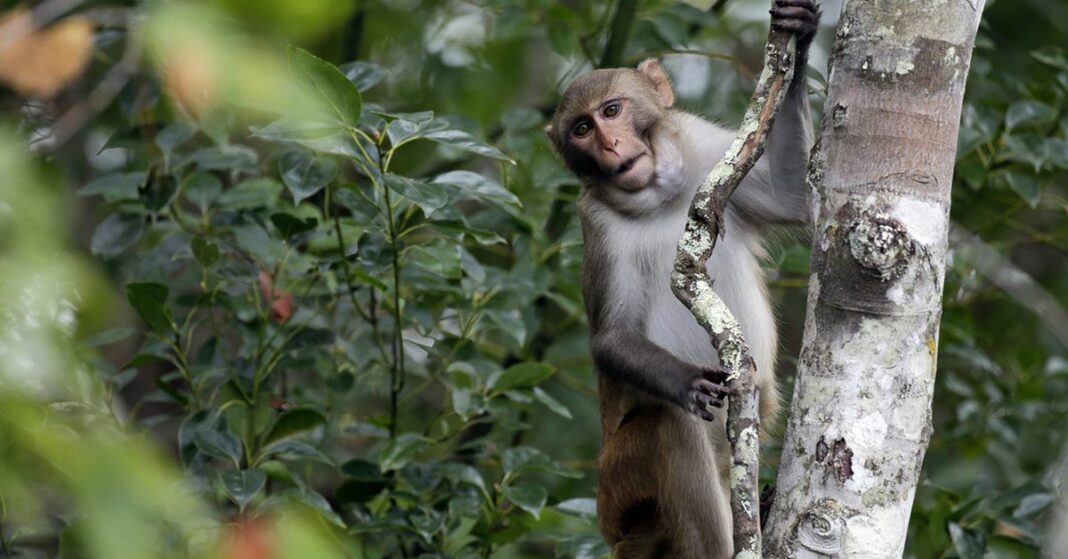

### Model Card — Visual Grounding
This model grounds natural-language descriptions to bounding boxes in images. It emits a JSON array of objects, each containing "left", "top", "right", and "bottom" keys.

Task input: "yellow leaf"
[{"left": 0, "top": 8, "right": 94, "bottom": 98}]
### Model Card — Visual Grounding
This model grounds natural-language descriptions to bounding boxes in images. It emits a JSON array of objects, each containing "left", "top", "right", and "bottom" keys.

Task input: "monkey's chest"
[{"left": 626, "top": 227, "right": 767, "bottom": 369}]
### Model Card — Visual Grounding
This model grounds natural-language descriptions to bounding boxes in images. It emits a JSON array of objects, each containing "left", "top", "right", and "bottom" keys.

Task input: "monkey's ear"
[{"left": 637, "top": 58, "right": 675, "bottom": 108}]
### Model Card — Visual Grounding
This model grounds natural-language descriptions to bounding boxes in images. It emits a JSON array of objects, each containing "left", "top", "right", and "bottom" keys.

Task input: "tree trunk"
[{"left": 764, "top": 1, "right": 985, "bottom": 556}]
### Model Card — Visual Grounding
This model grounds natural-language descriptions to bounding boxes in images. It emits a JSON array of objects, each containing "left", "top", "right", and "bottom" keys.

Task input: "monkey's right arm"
[{"left": 591, "top": 327, "right": 729, "bottom": 421}]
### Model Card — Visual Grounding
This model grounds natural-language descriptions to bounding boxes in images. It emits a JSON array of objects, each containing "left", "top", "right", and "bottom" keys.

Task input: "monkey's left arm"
[{"left": 730, "top": 0, "right": 819, "bottom": 226}]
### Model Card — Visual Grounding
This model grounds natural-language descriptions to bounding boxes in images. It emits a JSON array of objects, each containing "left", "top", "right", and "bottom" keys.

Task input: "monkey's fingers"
[
  {"left": 701, "top": 366, "right": 731, "bottom": 384},
  {"left": 694, "top": 378, "right": 730, "bottom": 402},
  {"left": 770, "top": 8, "right": 819, "bottom": 27},
  {"left": 774, "top": 0, "right": 817, "bottom": 9},
  {"left": 770, "top": 1, "right": 820, "bottom": 39},
  {"left": 688, "top": 392, "right": 720, "bottom": 422}
]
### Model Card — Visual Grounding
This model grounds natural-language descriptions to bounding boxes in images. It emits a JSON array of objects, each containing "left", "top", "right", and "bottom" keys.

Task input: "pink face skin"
[{"left": 567, "top": 98, "right": 655, "bottom": 191}]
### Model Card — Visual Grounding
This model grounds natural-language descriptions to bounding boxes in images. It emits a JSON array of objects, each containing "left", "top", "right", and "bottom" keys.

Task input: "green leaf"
[
  {"left": 424, "top": 129, "right": 514, "bottom": 163},
  {"left": 555, "top": 498, "right": 597, "bottom": 517},
  {"left": 1046, "top": 137, "right": 1068, "bottom": 169},
  {"left": 254, "top": 118, "right": 370, "bottom": 160},
  {"left": 432, "top": 220, "right": 506, "bottom": 246},
  {"left": 221, "top": 469, "right": 266, "bottom": 512},
  {"left": 217, "top": 178, "right": 283, "bottom": 209},
  {"left": 350, "top": 267, "right": 388, "bottom": 290},
  {"left": 154, "top": 376, "right": 189, "bottom": 406},
  {"left": 501, "top": 446, "right": 553, "bottom": 476},
  {"left": 490, "top": 362, "right": 556, "bottom": 394},
  {"left": 340, "top": 61, "right": 387, "bottom": 91},
  {"left": 279, "top": 151, "right": 339, "bottom": 204},
  {"left": 275, "top": 488, "right": 345, "bottom": 527},
  {"left": 405, "top": 240, "right": 462, "bottom": 279},
  {"left": 182, "top": 172, "right": 222, "bottom": 213},
  {"left": 441, "top": 462, "right": 488, "bottom": 496},
  {"left": 254, "top": 117, "right": 342, "bottom": 142},
  {"left": 503, "top": 483, "right": 547, "bottom": 519},
  {"left": 501, "top": 107, "right": 544, "bottom": 132},
  {"left": 1002, "top": 133, "right": 1047, "bottom": 172},
  {"left": 232, "top": 224, "right": 287, "bottom": 267},
  {"left": 336, "top": 479, "right": 389, "bottom": 505},
  {"left": 270, "top": 212, "right": 319, "bottom": 238},
  {"left": 432, "top": 170, "right": 521, "bottom": 209},
  {"left": 90, "top": 214, "right": 145, "bottom": 259},
  {"left": 532, "top": 387, "right": 572, "bottom": 419},
  {"left": 384, "top": 173, "right": 450, "bottom": 217},
  {"left": 555, "top": 534, "right": 611, "bottom": 559},
  {"left": 79, "top": 172, "right": 145, "bottom": 202},
  {"left": 1013, "top": 493, "right": 1054, "bottom": 518},
  {"left": 451, "top": 386, "right": 483, "bottom": 420},
  {"left": 379, "top": 433, "right": 429, "bottom": 472},
  {"left": 125, "top": 282, "right": 174, "bottom": 333},
  {"left": 1032, "top": 45, "right": 1068, "bottom": 71},
  {"left": 156, "top": 122, "right": 197, "bottom": 155},
  {"left": 78, "top": 326, "right": 139, "bottom": 348},
  {"left": 138, "top": 171, "right": 178, "bottom": 212},
  {"left": 483, "top": 308, "right": 526, "bottom": 348},
  {"left": 189, "top": 145, "right": 259, "bottom": 172},
  {"left": 1005, "top": 100, "right": 1056, "bottom": 131},
  {"left": 341, "top": 459, "right": 382, "bottom": 480},
  {"left": 337, "top": 459, "right": 388, "bottom": 504},
  {"left": 261, "top": 440, "right": 333, "bottom": 465},
  {"left": 385, "top": 111, "right": 439, "bottom": 145},
  {"left": 191, "top": 237, "right": 220, "bottom": 267},
  {"left": 194, "top": 428, "right": 244, "bottom": 467},
  {"left": 262, "top": 408, "right": 327, "bottom": 446},
  {"left": 289, "top": 47, "right": 363, "bottom": 129},
  {"left": 949, "top": 522, "right": 986, "bottom": 559},
  {"left": 1003, "top": 171, "right": 1042, "bottom": 208}
]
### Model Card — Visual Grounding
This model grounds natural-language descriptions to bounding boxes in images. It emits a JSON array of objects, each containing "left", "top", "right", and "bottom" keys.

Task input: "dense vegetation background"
[{"left": 0, "top": 0, "right": 1066, "bottom": 557}]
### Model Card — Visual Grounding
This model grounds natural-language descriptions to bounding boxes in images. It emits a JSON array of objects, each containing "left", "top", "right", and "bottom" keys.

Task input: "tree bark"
[{"left": 764, "top": 1, "right": 985, "bottom": 556}]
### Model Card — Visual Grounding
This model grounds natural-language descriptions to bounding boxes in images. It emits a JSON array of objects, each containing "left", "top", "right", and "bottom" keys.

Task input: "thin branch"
[
  {"left": 670, "top": 21, "right": 798, "bottom": 558},
  {"left": 598, "top": 0, "right": 638, "bottom": 69},
  {"left": 625, "top": 49, "right": 757, "bottom": 81},
  {"left": 48, "top": 12, "right": 142, "bottom": 149}
]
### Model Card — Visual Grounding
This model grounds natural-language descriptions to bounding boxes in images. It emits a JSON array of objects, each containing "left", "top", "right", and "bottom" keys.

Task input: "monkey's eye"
[
  {"left": 572, "top": 121, "right": 593, "bottom": 138},
  {"left": 602, "top": 102, "right": 621, "bottom": 118}
]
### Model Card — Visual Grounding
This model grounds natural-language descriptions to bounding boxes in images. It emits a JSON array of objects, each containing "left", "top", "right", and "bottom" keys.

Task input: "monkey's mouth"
[{"left": 613, "top": 153, "right": 646, "bottom": 176}]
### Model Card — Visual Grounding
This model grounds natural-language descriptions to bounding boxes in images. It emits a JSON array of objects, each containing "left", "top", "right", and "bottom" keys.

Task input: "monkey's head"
[{"left": 546, "top": 59, "right": 675, "bottom": 192}]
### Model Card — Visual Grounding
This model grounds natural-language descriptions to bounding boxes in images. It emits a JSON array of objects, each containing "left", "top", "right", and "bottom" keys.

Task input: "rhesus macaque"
[{"left": 545, "top": 1, "right": 819, "bottom": 557}]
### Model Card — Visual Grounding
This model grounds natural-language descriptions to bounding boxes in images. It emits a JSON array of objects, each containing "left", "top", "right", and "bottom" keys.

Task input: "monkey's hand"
[
  {"left": 771, "top": 0, "right": 821, "bottom": 60},
  {"left": 687, "top": 367, "right": 731, "bottom": 422}
]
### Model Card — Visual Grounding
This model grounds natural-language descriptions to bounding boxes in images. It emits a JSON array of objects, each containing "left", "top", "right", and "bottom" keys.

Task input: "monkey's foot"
[
  {"left": 760, "top": 484, "right": 776, "bottom": 529},
  {"left": 688, "top": 367, "right": 731, "bottom": 421},
  {"left": 770, "top": 0, "right": 821, "bottom": 45}
]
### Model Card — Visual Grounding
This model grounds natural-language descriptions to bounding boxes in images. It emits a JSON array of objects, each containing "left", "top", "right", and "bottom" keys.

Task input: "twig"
[
  {"left": 625, "top": 49, "right": 757, "bottom": 81},
  {"left": 48, "top": 12, "right": 142, "bottom": 149},
  {"left": 598, "top": 0, "right": 638, "bottom": 69},
  {"left": 670, "top": 19, "right": 797, "bottom": 559}
]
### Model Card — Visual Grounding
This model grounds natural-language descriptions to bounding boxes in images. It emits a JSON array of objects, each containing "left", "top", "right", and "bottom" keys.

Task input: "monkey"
[{"left": 544, "top": 1, "right": 819, "bottom": 557}]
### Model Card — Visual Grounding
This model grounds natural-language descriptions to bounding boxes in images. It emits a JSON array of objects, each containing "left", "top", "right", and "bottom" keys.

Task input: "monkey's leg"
[
  {"left": 658, "top": 411, "right": 734, "bottom": 559},
  {"left": 598, "top": 406, "right": 669, "bottom": 557}
]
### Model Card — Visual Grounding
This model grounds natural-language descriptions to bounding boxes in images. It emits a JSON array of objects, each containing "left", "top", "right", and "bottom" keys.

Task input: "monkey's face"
[
  {"left": 564, "top": 97, "right": 656, "bottom": 191},
  {"left": 547, "top": 61, "right": 676, "bottom": 193}
]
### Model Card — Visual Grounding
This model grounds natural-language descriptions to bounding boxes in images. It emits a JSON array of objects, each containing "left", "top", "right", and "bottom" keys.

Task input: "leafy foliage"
[{"left": 0, "top": 1, "right": 1065, "bottom": 558}]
